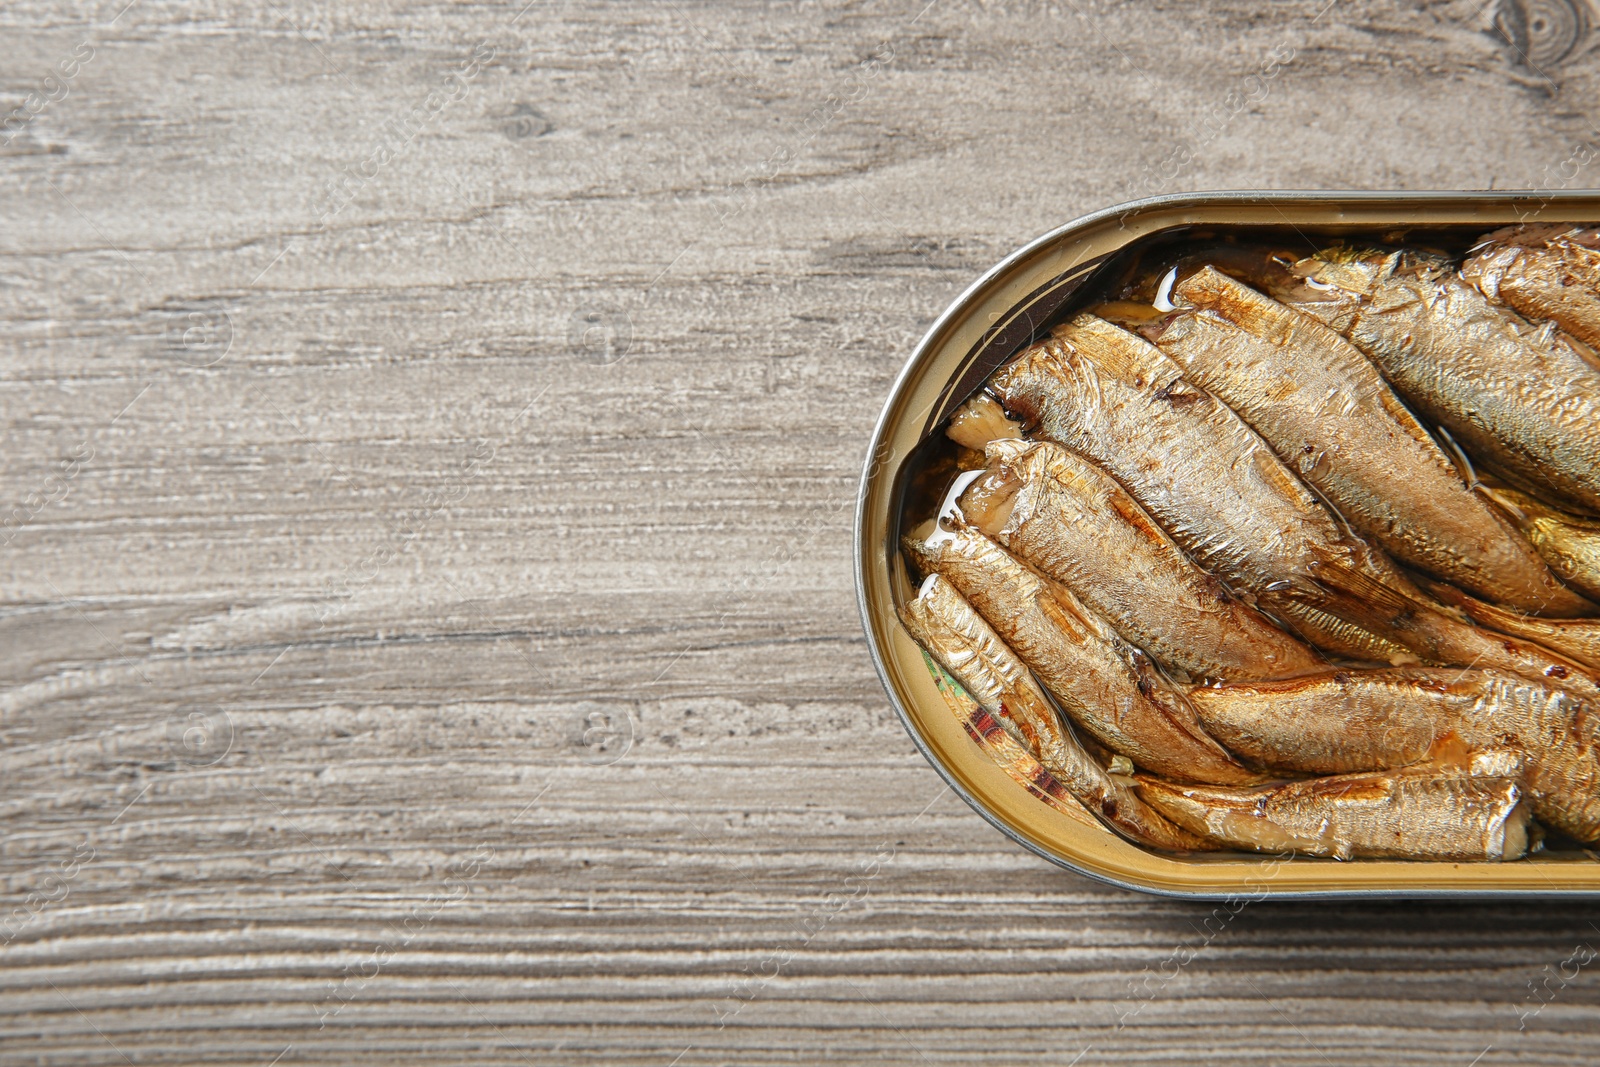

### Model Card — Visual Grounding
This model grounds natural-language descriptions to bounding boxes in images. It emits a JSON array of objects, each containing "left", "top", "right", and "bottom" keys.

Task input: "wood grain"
[{"left": 6, "top": 0, "right": 1600, "bottom": 1062}]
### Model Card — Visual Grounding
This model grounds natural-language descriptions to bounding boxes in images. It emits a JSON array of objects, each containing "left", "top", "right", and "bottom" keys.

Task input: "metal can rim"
[{"left": 855, "top": 189, "right": 1600, "bottom": 899}]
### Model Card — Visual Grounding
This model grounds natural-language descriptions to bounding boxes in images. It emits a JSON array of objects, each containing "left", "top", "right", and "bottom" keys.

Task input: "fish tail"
[
  {"left": 1264, "top": 573, "right": 1421, "bottom": 664},
  {"left": 1422, "top": 578, "right": 1600, "bottom": 674},
  {"left": 1309, "top": 562, "right": 1600, "bottom": 691}
]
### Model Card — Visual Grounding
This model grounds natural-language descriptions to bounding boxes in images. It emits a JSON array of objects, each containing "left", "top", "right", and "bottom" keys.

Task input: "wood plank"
[{"left": 5, "top": 0, "right": 1600, "bottom": 1061}]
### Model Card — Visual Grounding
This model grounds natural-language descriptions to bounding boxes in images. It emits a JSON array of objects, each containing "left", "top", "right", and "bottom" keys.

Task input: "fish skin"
[
  {"left": 1463, "top": 224, "right": 1600, "bottom": 351},
  {"left": 1483, "top": 484, "right": 1600, "bottom": 604},
  {"left": 902, "top": 522, "right": 1257, "bottom": 785},
  {"left": 972, "top": 437, "right": 1326, "bottom": 682},
  {"left": 1423, "top": 577, "right": 1600, "bottom": 674},
  {"left": 1136, "top": 769, "right": 1531, "bottom": 861},
  {"left": 1269, "top": 555, "right": 1599, "bottom": 695},
  {"left": 1279, "top": 247, "right": 1600, "bottom": 518},
  {"left": 1186, "top": 667, "right": 1600, "bottom": 842},
  {"left": 1152, "top": 266, "right": 1591, "bottom": 617},
  {"left": 989, "top": 312, "right": 1419, "bottom": 664},
  {"left": 985, "top": 314, "right": 1599, "bottom": 693},
  {"left": 899, "top": 575, "right": 1211, "bottom": 851}
]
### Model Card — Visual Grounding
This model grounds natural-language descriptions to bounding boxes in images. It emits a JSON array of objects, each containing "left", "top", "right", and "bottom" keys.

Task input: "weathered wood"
[{"left": 5, "top": 0, "right": 1600, "bottom": 1062}]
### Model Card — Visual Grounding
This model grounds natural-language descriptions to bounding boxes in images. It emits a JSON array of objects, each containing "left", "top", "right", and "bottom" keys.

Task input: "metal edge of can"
[{"left": 855, "top": 188, "right": 1600, "bottom": 901}]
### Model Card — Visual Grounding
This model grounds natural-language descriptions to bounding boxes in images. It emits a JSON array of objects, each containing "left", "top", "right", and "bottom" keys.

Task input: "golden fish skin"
[
  {"left": 1186, "top": 667, "right": 1600, "bottom": 842},
  {"left": 989, "top": 313, "right": 1419, "bottom": 663},
  {"left": 1152, "top": 266, "right": 1590, "bottom": 617},
  {"left": 1484, "top": 484, "right": 1600, "bottom": 604},
  {"left": 1280, "top": 247, "right": 1600, "bottom": 518},
  {"left": 1275, "top": 559, "right": 1599, "bottom": 696},
  {"left": 1424, "top": 578, "right": 1600, "bottom": 674},
  {"left": 899, "top": 575, "right": 1210, "bottom": 851},
  {"left": 1136, "top": 770, "right": 1531, "bottom": 861},
  {"left": 969, "top": 437, "right": 1325, "bottom": 683},
  {"left": 902, "top": 522, "right": 1256, "bottom": 785},
  {"left": 989, "top": 314, "right": 1597, "bottom": 691},
  {"left": 1463, "top": 224, "right": 1600, "bottom": 351}
]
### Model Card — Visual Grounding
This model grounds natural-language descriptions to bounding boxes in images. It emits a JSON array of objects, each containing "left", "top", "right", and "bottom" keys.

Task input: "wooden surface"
[{"left": 6, "top": 0, "right": 1600, "bottom": 1062}]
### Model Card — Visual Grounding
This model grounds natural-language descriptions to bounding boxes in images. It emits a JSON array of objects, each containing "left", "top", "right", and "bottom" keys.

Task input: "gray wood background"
[{"left": 5, "top": 0, "right": 1600, "bottom": 1062}]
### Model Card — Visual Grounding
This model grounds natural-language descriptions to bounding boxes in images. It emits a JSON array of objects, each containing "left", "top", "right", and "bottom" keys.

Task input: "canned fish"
[{"left": 855, "top": 191, "right": 1600, "bottom": 899}]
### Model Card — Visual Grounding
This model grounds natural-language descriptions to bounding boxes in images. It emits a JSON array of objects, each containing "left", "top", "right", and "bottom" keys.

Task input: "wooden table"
[{"left": 5, "top": 0, "right": 1600, "bottom": 1062}]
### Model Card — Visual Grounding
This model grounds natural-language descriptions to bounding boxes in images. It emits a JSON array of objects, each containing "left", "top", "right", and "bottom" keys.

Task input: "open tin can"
[{"left": 855, "top": 191, "right": 1600, "bottom": 899}]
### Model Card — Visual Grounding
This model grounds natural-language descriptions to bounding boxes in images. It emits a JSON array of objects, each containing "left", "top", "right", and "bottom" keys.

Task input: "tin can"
[{"left": 855, "top": 190, "right": 1600, "bottom": 899}]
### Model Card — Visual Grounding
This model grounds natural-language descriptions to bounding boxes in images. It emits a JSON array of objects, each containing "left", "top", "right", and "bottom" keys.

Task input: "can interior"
[
  {"left": 876, "top": 210, "right": 1600, "bottom": 888},
  {"left": 893, "top": 222, "right": 1516, "bottom": 550}
]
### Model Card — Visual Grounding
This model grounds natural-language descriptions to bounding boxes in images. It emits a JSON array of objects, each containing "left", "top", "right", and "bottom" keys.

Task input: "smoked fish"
[
  {"left": 1483, "top": 484, "right": 1600, "bottom": 604},
  {"left": 902, "top": 521, "right": 1256, "bottom": 784},
  {"left": 900, "top": 574, "right": 1209, "bottom": 850},
  {"left": 989, "top": 312, "right": 1417, "bottom": 662},
  {"left": 1187, "top": 667, "right": 1600, "bottom": 841},
  {"left": 1278, "top": 247, "right": 1600, "bottom": 518},
  {"left": 1423, "top": 578, "right": 1600, "bottom": 674},
  {"left": 1137, "top": 769, "right": 1531, "bottom": 860},
  {"left": 1463, "top": 224, "right": 1600, "bottom": 351},
  {"left": 1151, "top": 265, "right": 1590, "bottom": 616},
  {"left": 987, "top": 313, "right": 1598, "bottom": 690},
  {"left": 960, "top": 436, "right": 1325, "bottom": 682}
]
